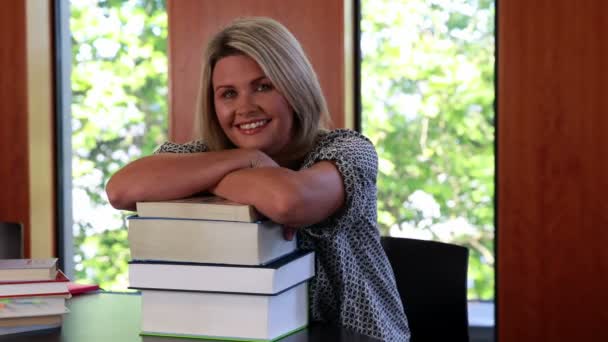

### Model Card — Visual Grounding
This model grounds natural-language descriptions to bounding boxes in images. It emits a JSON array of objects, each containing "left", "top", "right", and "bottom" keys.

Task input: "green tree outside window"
[
  {"left": 361, "top": 0, "right": 495, "bottom": 300},
  {"left": 70, "top": 0, "right": 168, "bottom": 290}
]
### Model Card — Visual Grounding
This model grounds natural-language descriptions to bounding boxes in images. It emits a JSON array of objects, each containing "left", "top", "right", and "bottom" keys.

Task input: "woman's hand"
[
  {"left": 208, "top": 149, "right": 278, "bottom": 195},
  {"left": 106, "top": 148, "right": 260, "bottom": 211},
  {"left": 209, "top": 159, "right": 344, "bottom": 227},
  {"left": 247, "top": 149, "right": 279, "bottom": 168}
]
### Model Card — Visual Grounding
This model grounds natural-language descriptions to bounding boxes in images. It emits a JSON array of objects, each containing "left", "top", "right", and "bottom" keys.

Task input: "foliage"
[
  {"left": 361, "top": 0, "right": 495, "bottom": 299},
  {"left": 70, "top": 0, "right": 167, "bottom": 290}
]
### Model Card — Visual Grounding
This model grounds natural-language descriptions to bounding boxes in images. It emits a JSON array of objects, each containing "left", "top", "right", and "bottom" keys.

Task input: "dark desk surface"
[{"left": 1, "top": 292, "right": 379, "bottom": 342}]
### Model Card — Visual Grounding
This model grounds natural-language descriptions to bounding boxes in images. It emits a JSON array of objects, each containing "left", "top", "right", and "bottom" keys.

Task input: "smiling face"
[{"left": 212, "top": 54, "right": 294, "bottom": 158}]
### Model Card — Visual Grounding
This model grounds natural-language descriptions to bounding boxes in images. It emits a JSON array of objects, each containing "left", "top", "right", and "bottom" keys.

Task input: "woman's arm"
[
  {"left": 210, "top": 161, "right": 345, "bottom": 227},
  {"left": 106, "top": 148, "right": 262, "bottom": 211}
]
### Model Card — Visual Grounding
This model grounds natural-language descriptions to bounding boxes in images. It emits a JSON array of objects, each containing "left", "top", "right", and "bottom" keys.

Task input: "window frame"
[
  {"left": 54, "top": 0, "right": 74, "bottom": 280},
  {"left": 54, "top": 0, "right": 496, "bottom": 338}
]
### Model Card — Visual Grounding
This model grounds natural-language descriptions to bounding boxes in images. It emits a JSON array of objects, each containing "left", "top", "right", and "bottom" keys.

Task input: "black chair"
[
  {"left": 381, "top": 236, "right": 469, "bottom": 342},
  {"left": 0, "top": 221, "right": 24, "bottom": 259}
]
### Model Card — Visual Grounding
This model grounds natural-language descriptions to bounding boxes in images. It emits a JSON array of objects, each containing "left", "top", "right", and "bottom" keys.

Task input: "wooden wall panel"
[
  {"left": 498, "top": 1, "right": 608, "bottom": 341},
  {"left": 26, "top": 0, "right": 55, "bottom": 258},
  {"left": 167, "top": 0, "right": 349, "bottom": 143},
  {"left": 0, "top": 1, "right": 31, "bottom": 257}
]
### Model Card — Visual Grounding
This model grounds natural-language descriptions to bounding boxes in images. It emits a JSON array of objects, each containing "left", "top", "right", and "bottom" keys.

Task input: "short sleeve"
[
  {"left": 153, "top": 140, "right": 208, "bottom": 154},
  {"left": 302, "top": 129, "right": 378, "bottom": 236}
]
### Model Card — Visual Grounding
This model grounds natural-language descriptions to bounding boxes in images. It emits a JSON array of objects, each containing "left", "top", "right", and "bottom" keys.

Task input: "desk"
[{"left": 2, "top": 293, "right": 379, "bottom": 342}]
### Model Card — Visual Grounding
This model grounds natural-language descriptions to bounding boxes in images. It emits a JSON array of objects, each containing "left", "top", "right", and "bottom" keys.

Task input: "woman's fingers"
[{"left": 283, "top": 226, "right": 297, "bottom": 241}]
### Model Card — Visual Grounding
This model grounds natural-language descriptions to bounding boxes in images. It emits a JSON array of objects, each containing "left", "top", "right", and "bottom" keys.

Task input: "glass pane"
[
  {"left": 361, "top": 0, "right": 495, "bottom": 300},
  {"left": 70, "top": 0, "right": 168, "bottom": 290}
]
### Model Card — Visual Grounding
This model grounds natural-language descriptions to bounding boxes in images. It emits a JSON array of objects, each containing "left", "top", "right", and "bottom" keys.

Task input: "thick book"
[
  {"left": 136, "top": 196, "right": 262, "bottom": 222},
  {"left": 129, "top": 251, "right": 314, "bottom": 295},
  {"left": 0, "top": 259, "right": 57, "bottom": 282},
  {"left": 0, "top": 270, "right": 69, "bottom": 298},
  {"left": 140, "top": 282, "right": 308, "bottom": 341},
  {"left": 0, "top": 295, "right": 70, "bottom": 319},
  {"left": 128, "top": 216, "right": 296, "bottom": 265}
]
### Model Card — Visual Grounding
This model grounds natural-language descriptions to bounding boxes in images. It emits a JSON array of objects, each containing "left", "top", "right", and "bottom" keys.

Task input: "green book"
[{"left": 140, "top": 324, "right": 307, "bottom": 341}]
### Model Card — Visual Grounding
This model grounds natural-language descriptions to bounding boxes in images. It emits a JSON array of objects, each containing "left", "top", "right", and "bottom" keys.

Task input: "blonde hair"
[{"left": 195, "top": 17, "right": 331, "bottom": 161}]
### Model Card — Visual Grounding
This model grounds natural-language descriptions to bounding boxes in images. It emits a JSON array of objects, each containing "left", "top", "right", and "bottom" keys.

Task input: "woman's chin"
[
  {"left": 231, "top": 136, "right": 285, "bottom": 156},
  {"left": 235, "top": 140, "right": 271, "bottom": 153}
]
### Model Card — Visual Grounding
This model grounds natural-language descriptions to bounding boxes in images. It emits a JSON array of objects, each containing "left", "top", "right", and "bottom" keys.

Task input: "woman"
[{"left": 106, "top": 17, "right": 410, "bottom": 341}]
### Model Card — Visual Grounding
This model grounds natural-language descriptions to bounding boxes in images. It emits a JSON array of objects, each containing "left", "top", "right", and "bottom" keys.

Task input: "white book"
[
  {"left": 0, "top": 259, "right": 57, "bottom": 282},
  {"left": 140, "top": 282, "right": 308, "bottom": 341},
  {"left": 129, "top": 251, "right": 314, "bottom": 295},
  {"left": 128, "top": 216, "right": 296, "bottom": 265}
]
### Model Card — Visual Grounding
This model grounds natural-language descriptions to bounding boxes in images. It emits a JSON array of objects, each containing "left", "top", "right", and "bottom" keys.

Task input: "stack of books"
[
  {"left": 128, "top": 196, "right": 315, "bottom": 341},
  {"left": 0, "top": 258, "right": 70, "bottom": 336}
]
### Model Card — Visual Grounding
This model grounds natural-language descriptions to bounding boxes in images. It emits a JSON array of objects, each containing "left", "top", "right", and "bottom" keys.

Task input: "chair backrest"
[
  {"left": 381, "top": 236, "right": 469, "bottom": 342},
  {"left": 0, "top": 221, "right": 24, "bottom": 259}
]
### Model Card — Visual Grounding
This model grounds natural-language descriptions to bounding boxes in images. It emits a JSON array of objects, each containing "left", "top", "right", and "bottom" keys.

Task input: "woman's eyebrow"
[
  {"left": 214, "top": 76, "right": 268, "bottom": 92},
  {"left": 214, "top": 84, "right": 231, "bottom": 92},
  {"left": 250, "top": 76, "right": 269, "bottom": 85}
]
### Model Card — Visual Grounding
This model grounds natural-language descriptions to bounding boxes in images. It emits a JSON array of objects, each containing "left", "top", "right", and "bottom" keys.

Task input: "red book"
[
  {"left": 67, "top": 282, "right": 100, "bottom": 296},
  {"left": 0, "top": 270, "right": 70, "bottom": 298}
]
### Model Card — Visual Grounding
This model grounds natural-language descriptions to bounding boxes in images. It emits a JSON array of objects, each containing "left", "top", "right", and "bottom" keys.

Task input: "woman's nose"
[{"left": 235, "top": 92, "right": 258, "bottom": 116}]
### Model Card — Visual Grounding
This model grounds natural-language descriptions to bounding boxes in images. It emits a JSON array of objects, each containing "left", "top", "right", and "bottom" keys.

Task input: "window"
[
  {"left": 60, "top": 0, "right": 495, "bottom": 304},
  {"left": 360, "top": 0, "right": 496, "bottom": 301}
]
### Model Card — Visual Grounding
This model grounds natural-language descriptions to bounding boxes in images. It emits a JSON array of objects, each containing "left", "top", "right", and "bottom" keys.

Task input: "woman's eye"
[
  {"left": 256, "top": 83, "right": 273, "bottom": 92},
  {"left": 221, "top": 89, "right": 237, "bottom": 99}
]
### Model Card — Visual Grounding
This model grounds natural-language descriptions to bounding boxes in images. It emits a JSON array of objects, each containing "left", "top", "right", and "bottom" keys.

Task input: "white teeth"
[{"left": 239, "top": 120, "right": 267, "bottom": 130}]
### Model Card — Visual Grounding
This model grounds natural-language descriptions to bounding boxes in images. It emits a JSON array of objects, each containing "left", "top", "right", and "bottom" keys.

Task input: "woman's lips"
[{"left": 236, "top": 119, "right": 271, "bottom": 135}]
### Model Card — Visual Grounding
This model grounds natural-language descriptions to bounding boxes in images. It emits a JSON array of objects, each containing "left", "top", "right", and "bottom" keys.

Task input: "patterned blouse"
[{"left": 155, "top": 129, "right": 410, "bottom": 341}]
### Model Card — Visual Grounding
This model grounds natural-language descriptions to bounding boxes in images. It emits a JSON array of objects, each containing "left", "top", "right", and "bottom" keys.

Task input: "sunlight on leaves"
[
  {"left": 70, "top": 0, "right": 167, "bottom": 291},
  {"left": 362, "top": 0, "right": 495, "bottom": 300}
]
